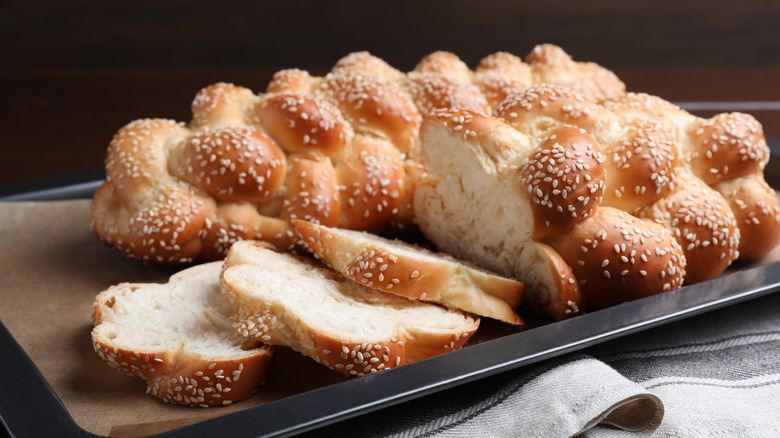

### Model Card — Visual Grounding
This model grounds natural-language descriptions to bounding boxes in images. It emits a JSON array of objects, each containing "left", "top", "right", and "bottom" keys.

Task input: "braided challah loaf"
[
  {"left": 90, "top": 45, "right": 778, "bottom": 320},
  {"left": 90, "top": 44, "right": 623, "bottom": 264}
]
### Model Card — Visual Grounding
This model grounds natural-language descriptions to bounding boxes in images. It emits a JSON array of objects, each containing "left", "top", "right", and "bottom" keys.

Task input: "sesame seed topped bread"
[
  {"left": 88, "top": 44, "right": 778, "bottom": 318},
  {"left": 602, "top": 93, "right": 780, "bottom": 261},
  {"left": 219, "top": 241, "right": 480, "bottom": 376},
  {"left": 407, "top": 44, "right": 625, "bottom": 106},
  {"left": 293, "top": 220, "right": 525, "bottom": 325},
  {"left": 89, "top": 44, "right": 628, "bottom": 265},
  {"left": 414, "top": 109, "right": 686, "bottom": 318},
  {"left": 493, "top": 83, "right": 740, "bottom": 283},
  {"left": 91, "top": 262, "right": 274, "bottom": 407}
]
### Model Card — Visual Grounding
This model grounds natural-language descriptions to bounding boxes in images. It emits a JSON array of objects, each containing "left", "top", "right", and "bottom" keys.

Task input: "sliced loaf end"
[{"left": 92, "top": 262, "right": 274, "bottom": 407}]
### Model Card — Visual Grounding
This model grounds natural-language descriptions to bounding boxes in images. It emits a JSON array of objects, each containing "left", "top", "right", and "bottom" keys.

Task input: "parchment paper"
[
  {"left": 0, "top": 200, "right": 346, "bottom": 437},
  {"left": 2, "top": 199, "right": 780, "bottom": 437}
]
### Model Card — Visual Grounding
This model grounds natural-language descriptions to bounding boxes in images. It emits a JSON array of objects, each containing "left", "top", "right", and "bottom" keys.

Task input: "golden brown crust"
[
  {"left": 537, "top": 243, "right": 586, "bottom": 320},
  {"left": 601, "top": 120, "right": 679, "bottom": 212},
  {"left": 473, "top": 72, "right": 529, "bottom": 110},
  {"left": 90, "top": 182, "right": 213, "bottom": 264},
  {"left": 494, "top": 83, "right": 606, "bottom": 136},
  {"left": 476, "top": 52, "right": 533, "bottom": 82},
  {"left": 544, "top": 207, "right": 686, "bottom": 310},
  {"left": 170, "top": 126, "right": 287, "bottom": 203},
  {"left": 525, "top": 44, "right": 626, "bottom": 101},
  {"left": 517, "top": 125, "right": 606, "bottom": 239},
  {"left": 294, "top": 220, "right": 526, "bottom": 325},
  {"left": 690, "top": 112, "right": 769, "bottom": 185},
  {"left": 414, "top": 51, "right": 474, "bottom": 83},
  {"left": 253, "top": 93, "right": 354, "bottom": 159},
  {"left": 280, "top": 155, "right": 341, "bottom": 228},
  {"left": 266, "top": 68, "right": 317, "bottom": 94},
  {"left": 191, "top": 82, "right": 256, "bottom": 129},
  {"left": 603, "top": 92, "right": 780, "bottom": 261},
  {"left": 92, "top": 336, "right": 273, "bottom": 407},
  {"left": 714, "top": 174, "right": 780, "bottom": 260},
  {"left": 318, "top": 73, "right": 420, "bottom": 155},
  {"left": 331, "top": 51, "right": 405, "bottom": 82},
  {"left": 401, "top": 73, "right": 491, "bottom": 117},
  {"left": 335, "top": 137, "right": 406, "bottom": 232},
  {"left": 300, "top": 331, "right": 406, "bottom": 376},
  {"left": 103, "top": 118, "right": 189, "bottom": 210},
  {"left": 198, "top": 203, "right": 266, "bottom": 261},
  {"left": 635, "top": 171, "right": 740, "bottom": 283}
]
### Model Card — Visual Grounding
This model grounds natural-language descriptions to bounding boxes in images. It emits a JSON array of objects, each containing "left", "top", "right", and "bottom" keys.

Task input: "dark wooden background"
[{"left": 2, "top": 0, "right": 780, "bottom": 186}]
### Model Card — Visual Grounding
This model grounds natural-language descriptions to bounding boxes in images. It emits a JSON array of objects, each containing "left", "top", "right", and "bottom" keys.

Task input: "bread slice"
[
  {"left": 219, "top": 241, "right": 480, "bottom": 376},
  {"left": 91, "top": 262, "right": 274, "bottom": 407},
  {"left": 293, "top": 220, "right": 525, "bottom": 325}
]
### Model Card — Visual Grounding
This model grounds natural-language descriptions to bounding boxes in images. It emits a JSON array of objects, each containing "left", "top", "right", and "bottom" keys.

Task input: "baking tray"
[{"left": 2, "top": 136, "right": 780, "bottom": 438}]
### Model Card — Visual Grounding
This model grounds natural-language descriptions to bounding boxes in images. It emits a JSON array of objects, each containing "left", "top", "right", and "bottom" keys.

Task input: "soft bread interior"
[
  {"left": 93, "top": 262, "right": 259, "bottom": 358},
  {"left": 414, "top": 116, "right": 568, "bottom": 314},
  {"left": 219, "top": 241, "right": 480, "bottom": 371},
  {"left": 221, "top": 244, "right": 476, "bottom": 342}
]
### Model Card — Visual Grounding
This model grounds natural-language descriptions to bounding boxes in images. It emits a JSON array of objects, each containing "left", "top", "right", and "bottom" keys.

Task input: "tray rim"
[{"left": 1, "top": 137, "right": 780, "bottom": 438}]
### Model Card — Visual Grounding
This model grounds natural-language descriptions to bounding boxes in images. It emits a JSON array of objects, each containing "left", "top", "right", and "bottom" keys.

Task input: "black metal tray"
[{"left": 2, "top": 137, "right": 780, "bottom": 438}]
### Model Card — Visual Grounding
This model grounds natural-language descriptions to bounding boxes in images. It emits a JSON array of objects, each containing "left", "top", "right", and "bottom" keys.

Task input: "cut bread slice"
[
  {"left": 219, "top": 240, "right": 480, "bottom": 376},
  {"left": 91, "top": 262, "right": 274, "bottom": 407},
  {"left": 294, "top": 220, "right": 525, "bottom": 325}
]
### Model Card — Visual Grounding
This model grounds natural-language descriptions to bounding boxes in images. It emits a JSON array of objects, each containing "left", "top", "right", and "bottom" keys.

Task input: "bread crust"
[
  {"left": 171, "top": 126, "right": 287, "bottom": 203},
  {"left": 603, "top": 92, "right": 780, "bottom": 261},
  {"left": 294, "top": 220, "right": 525, "bottom": 325},
  {"left": 525, "top": 44, "right": 626, "bottom": 101},
  {"left": 517, "top": 125, "right": 607, "bottom": 239},
  {"left": 401, "top": 73, "right": 491, "bottom": 117},
  {"left": 543, "top": 207, "right": 685, "bottom": 310},
  {"left": 254, "top": 93, "right": 354, "bottom": 159},
  {"left": 495, "top": 83, "right": 740, "bottom": 282},
  {"left": 318, "top": 73, "right": 420, "bottom": 155},
  {"left": 414, "top": 51, "right": 475, "bottom": 83}
]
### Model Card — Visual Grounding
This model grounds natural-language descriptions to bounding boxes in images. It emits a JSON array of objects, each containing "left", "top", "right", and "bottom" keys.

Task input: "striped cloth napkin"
[{"left": 305, "top": 290, "right": 780, "bottom": 437}]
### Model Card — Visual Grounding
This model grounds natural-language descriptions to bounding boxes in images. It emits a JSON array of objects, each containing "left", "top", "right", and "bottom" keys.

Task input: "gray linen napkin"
[
  {"left": 589, "top": 290, "right": 780, "bottom": 438},
  {"left": 402, "top": 357, "right": 663, "bottom": 438},
  {"left": 306, "top": 291, "right": 780, "bottom": 437}
]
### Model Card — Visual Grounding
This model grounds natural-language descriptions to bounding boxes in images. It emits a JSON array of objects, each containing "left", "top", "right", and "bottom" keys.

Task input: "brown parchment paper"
[
  {"left": 2, "top": 198, "right": 780, "bottom": 437},
  {"left": 0, "top": 200, "right": 347, "bottom": 437}
]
